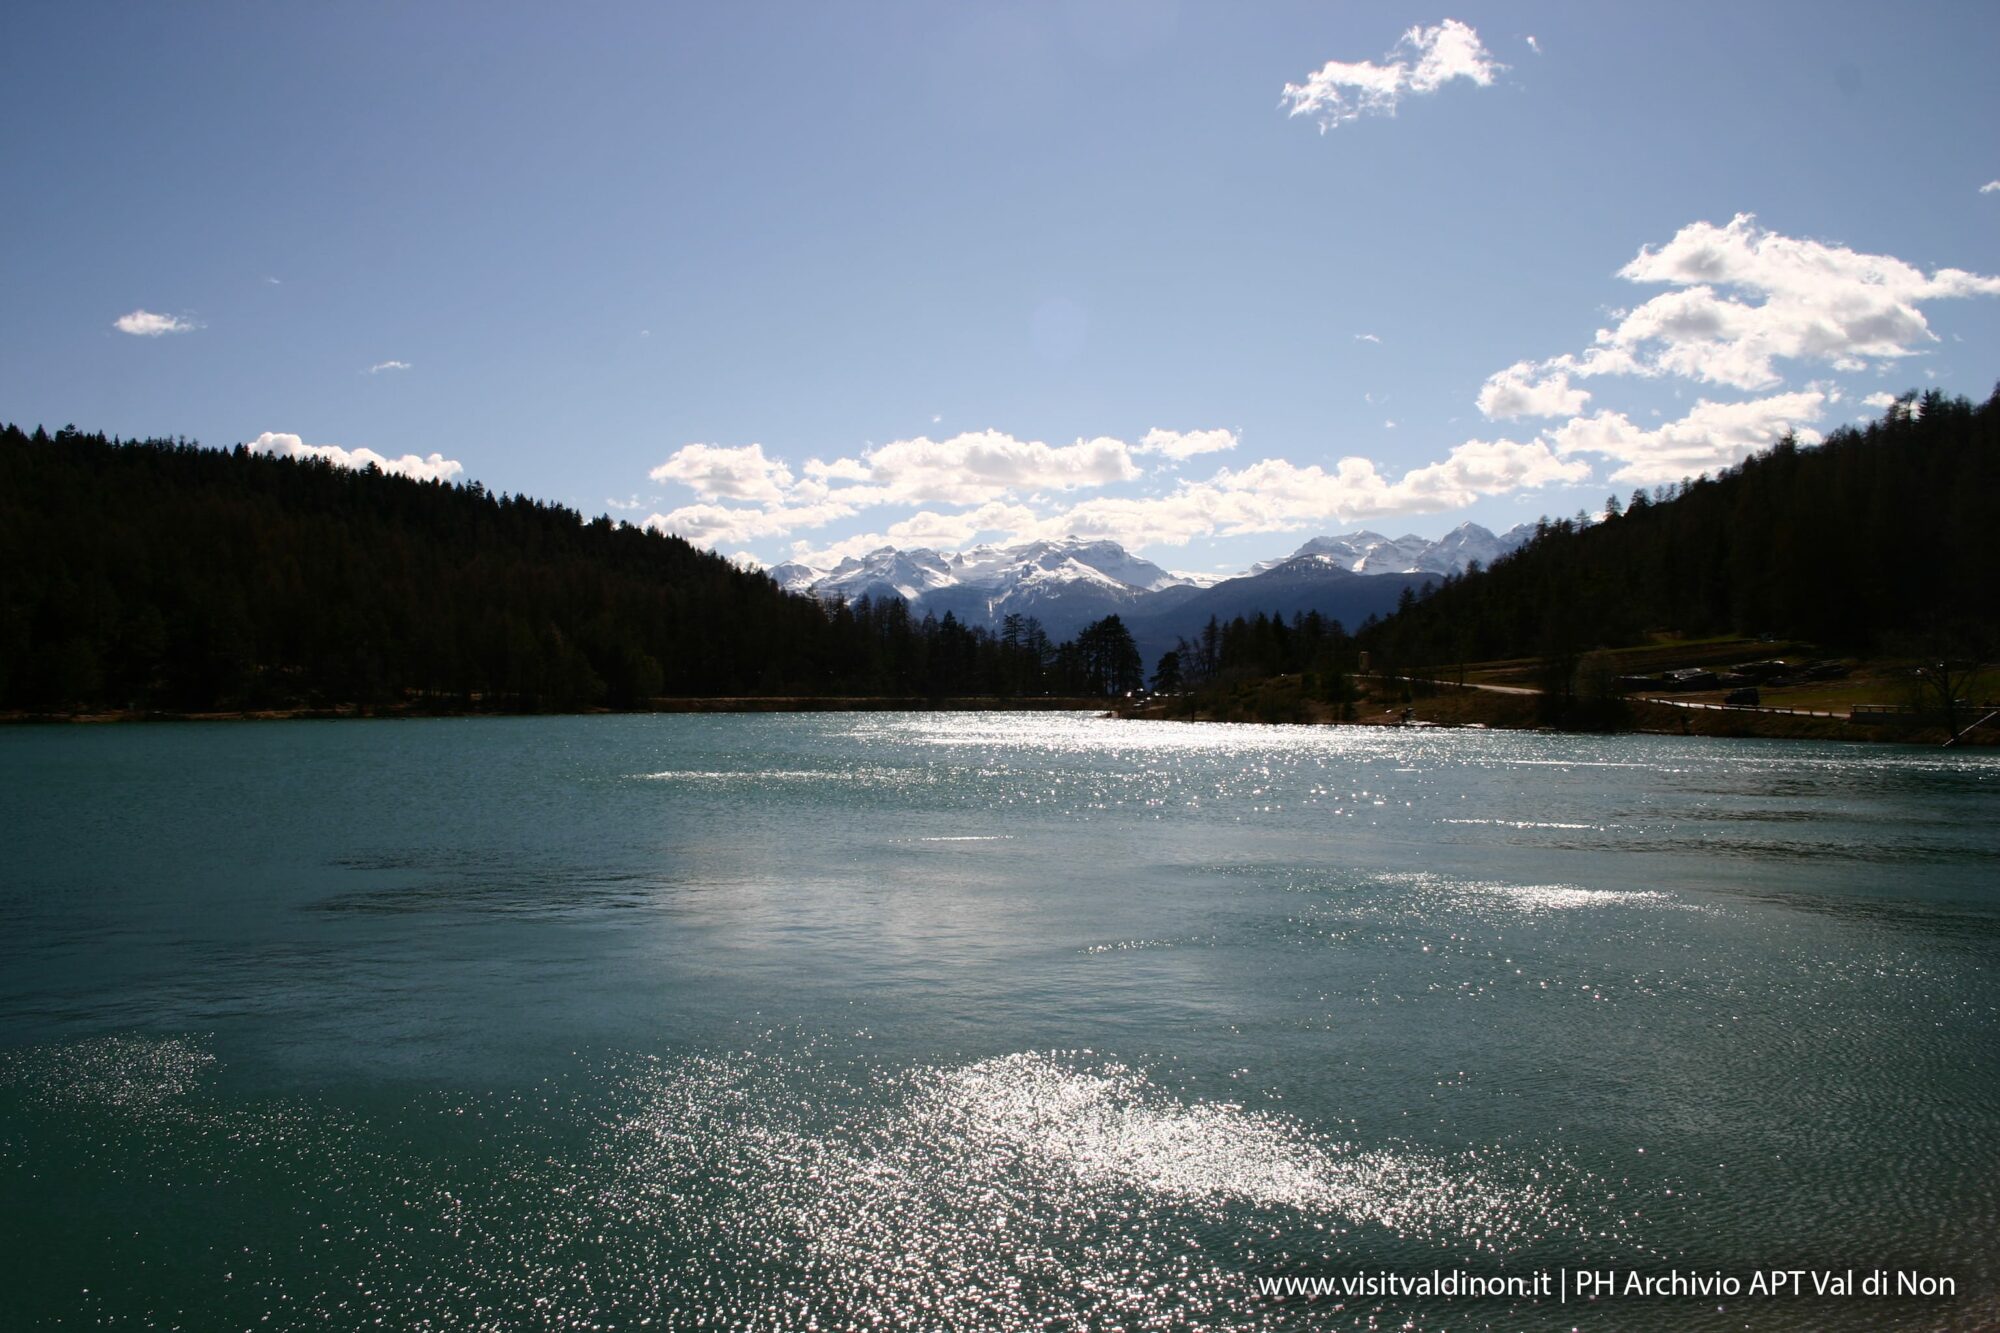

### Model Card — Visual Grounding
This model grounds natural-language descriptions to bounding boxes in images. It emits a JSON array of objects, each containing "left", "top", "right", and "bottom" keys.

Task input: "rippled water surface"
[{"left": 2, "top": 714, "right": 1996, "bottom": 1330}]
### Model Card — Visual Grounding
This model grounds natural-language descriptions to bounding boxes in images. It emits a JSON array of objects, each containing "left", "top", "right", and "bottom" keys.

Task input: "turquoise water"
[{"left": 1, "top": 713, "right": 1995, "bottom": 1330}]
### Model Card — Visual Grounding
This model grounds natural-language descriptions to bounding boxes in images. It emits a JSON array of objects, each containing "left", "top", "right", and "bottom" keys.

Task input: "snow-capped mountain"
[
  {"left": 772, "top": 538, "right": 1194, "bottom": 640},
  {"left": 769, "top": 524, "right": 1538, "bottom": 646},
  {"left": 1248, "top": 522, "right": 1536, "bottom": 577}
]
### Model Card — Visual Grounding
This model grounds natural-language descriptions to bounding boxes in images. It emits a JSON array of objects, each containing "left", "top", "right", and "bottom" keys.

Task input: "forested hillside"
[
  {"left": 0, "top": 426, "right": 1141, "bottom": 712},
  {"left": 1360, "top": 388, "right": 2000, "bottom": 671}
]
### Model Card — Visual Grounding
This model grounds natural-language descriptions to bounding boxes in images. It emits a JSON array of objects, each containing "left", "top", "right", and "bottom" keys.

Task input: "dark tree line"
[
  {"left": 1158, "top": 609, "right": 1362, "bottom": 707},
  {"left": 1358, "top": 387, "right": 2000, "bottom": 672},
  {"left": 0, "top": 425, "right": 1143, "bottom": 712}
]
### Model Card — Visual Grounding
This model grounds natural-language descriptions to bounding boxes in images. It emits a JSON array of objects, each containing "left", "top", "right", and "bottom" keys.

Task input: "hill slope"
[
  {"left": 1361, "top": 388, "right": 2000, "bottom": 670},
  {"left": 0, "top": 426, "right": 862, "bottom": 710}
]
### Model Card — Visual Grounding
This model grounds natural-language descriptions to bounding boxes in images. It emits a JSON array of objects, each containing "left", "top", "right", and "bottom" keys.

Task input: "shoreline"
[
  {"left": 0, "top": 696, "right": 1114, "bottom": 726},
  {"left": 1112, "top": 682, "right": 1998, "bottom": 747},
  {"left": 5, "top": 692, "right": 1991, "bottom": 746}
]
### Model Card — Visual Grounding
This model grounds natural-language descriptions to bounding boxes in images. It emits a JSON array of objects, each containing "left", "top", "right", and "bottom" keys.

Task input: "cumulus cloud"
[
  {"left": 778, "top": 439, "right": 1585, "bottom": 560},
  {"left": 1395, "top": 435, "right": 1589, "bottom": 502},
  {"left": 1861, "top": 391, "right": 1898, "bottom": 409},
  {"left": 788, "top": 502, "right": 1046, "bottom": 566},
  {"left": 1041, "top": 439, "right": 1582, "bottom": 548},
  {"left": 647, "top": 416, "right": 1592, "bottom": 557},
  {"left": 367, "top": 360, "right": 411, "bottom": 374},
  {"left": 802, "top": 429, "right": 1142, "bottom": 507},
  {"left": 641, "top": 496, "right": 864, "bottom": 547},
  {"left": 1477, "top": 361, "right": 1591, "bottom": 419},
  {"left": 1458, "top": 214, "right": 2000, "bottom": 490},
  {"left": 246, "top": 432, "right": 464, "bottom": 483},
  {"left": 1532, "top": 213, "right": 2000, "bottom": 391},
  {"left": 1135, "top": 427, "right": 1239, "bottom": 461},
  {"left": 1982, "top": 181, "right": 2000, "bottom": 194},
  {"left": 1525, "top": 35, "right": 1541, "bottom": 54},
  {"left": 649, "top": 442, "right": 800, "bottom": 504},
  {"left": 1281, "top": 19, "right": 1503, "bottom": 132},
  {"left": 114, "top": 309, "right": 197, "bottom": 336},
  {"left": 1547, "top": 391, "right": 1825, "bottom": 485},
  {"left": 1354, "top": 332, "right": 1382, "bottom": 343},
  {"left": 650, "top": 429, "right": 1157, "bottom": 527}
]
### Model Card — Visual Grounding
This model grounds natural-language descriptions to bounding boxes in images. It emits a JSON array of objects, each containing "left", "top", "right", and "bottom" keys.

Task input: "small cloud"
[
  {"left": 1384, "top": 420, "right": 1398, "bottom": 429},
  {"left": 1477, "top": 361, "right": 1591, "bottom": 420},
  {"left": 114, "top": 309, "right": 197, "bottom": 337},
  {"left": 247, "top": 431, "right": 463, "bottom": 483},
  {"left": 264, "top": 276, "right": 282, "bottom": 286},
  {"left": 1861, "top": 392, "right": 1897, "bottom": 409},
  {"left": 931, "top": 414, "right": 943, "bottom": 424},
  {"left": 638, "top": 328, "right": 652, "bottom": 338},
  {"left": 1354, "top": 332, "right": 1381, "bottom": 344},
  {"left": 1982, "top": 180, "right": 2000, "bottom": 194},
  {"left": 1525, "top": 34, "right": 1541, "bottom": 54},
  {"left": 1282, "top": 19, "right": 1505, "bottom": 132},
  {"left": 605, "top": 495, "right": 649, "bottom": 512},
  {"left": 366, "top": 360, "right": 412, "bottom": 374},
  {"left": 1136, "top": 427, "right": 1239, "bottom": 461}
]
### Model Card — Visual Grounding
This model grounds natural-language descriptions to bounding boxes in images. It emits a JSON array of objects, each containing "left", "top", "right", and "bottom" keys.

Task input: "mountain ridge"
[{"left": 769, "top": 525, "right": 1534, "bottom": 648}]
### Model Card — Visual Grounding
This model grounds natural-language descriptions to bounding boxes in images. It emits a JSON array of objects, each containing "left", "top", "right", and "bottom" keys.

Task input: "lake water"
[{"left": 2, "top": 713, "right": 1996, "bottom": 1330}]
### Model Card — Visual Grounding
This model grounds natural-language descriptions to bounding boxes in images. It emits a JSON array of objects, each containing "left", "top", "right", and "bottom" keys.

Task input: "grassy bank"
[{"left": 1116, "top": 667, "right": 1996, "bottom": 746}]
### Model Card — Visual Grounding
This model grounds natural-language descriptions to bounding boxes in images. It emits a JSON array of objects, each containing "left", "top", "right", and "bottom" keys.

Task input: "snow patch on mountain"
[
  {"left": 770, "top": 525, "right": 1538, "bottom": 640},
  {"left": 780, "top": 538, "right": 1189, "bottom": 604},
  {"left": 1248, "top": 522, "right": 1534, "bottom": 577}
]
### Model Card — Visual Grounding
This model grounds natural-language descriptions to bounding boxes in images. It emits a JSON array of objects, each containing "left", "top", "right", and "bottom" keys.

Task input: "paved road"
[
  {"left": 1633, "top": 696, "right": 1847, "bottom": 720},
  {"left": 1384, "top": 675, "right": 1850, "bottom": 719},
  {"left": 1378, "top": 675, "right": 1541, "bottom": 697}
]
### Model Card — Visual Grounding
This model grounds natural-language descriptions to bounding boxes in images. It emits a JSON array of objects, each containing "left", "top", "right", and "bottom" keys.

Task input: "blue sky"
[{"left": 6, "top": 2, "right": 2000, "bottom": 575}]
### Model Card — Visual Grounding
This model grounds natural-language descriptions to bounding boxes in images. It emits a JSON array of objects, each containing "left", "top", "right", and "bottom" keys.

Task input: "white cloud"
[
  {"left": 646, "top": 407, "right": 1601, "bottom": 555},
  {"left": 649, "top": 427, "right": 1254, "bottom": 549},
  {"left": 1136, "top": 427, "right": 1239, "bottom": 460},
  {"left": 1098, "top": 440, "right": 1580, "bottom": 546},
  {"left": 1354, "top": 332, "right": 1381, "bottom": 343},
  {"left": 1460, "top": 215, "right": 2000, "bottom": 489},
  {"left": 1861, "top": 391, "right": 1897, "bottom": 409},
  {"left": 1282, "top": 19, "right": 1503, "bottom": 132},
  {"left": 649, "top": 442, "right": 799, "bottom": 504},
  {"left": 1548, "top": 391, "right": 1825, "bottom": 485},
  {"left": 788, "top": 502, "right": 1046, "bottom": 566},
  {"left": 1982, "top": 181, "right": 2000, "bottom": 194},
  {"left": 861, "top": 440, "right": 1578, "bottom": 554},
  {"left": 801, "top": 429, "right": 1142, "bottom": 507},
  {"left": 246, "top": 431, "right": 464, "bottom": 483},
  {"left": 642, "top": 496, "right": 864, "bottom": 547},
  {"left": 1544, "top": 213, "right": 2000, "bottom": 391},
  {"left": 1525, "top": 35, "right": 1541, "bottom": 54},
  {"left": 1367, "top": 436, "right": 1587, "bottom": 510},
  {"left": 114, "top": 309, "right": 196, "bottom": 336},
  {"left": 367, "top": 360, "right": 411, "bottom": 374},
  {"left": 1477, "top": 360, "right": 1591, "bottom": 419}
]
